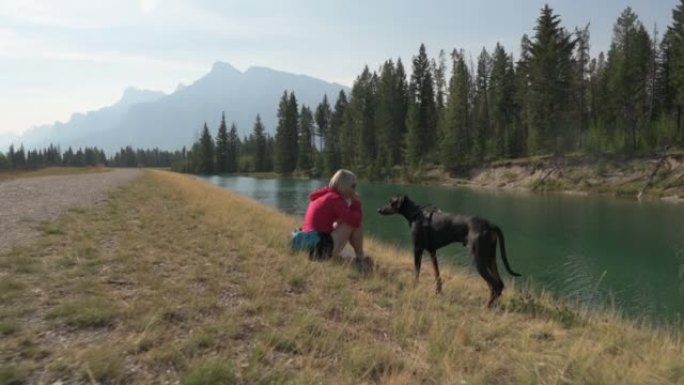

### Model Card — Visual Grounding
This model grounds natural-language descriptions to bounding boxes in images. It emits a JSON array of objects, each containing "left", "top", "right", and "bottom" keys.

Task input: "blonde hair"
[{"left": 329, "top": 169, "right": 356, "bottom": 193}]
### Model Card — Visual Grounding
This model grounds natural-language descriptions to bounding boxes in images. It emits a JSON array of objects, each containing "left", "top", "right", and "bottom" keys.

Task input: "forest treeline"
[
  {"left": 184, "top": 3, "right": 684, "bottom": 179},
  {"left": 4, "top": 3, "right": 684, "bottom": 180},
  {"left": 0, "top": 144, "right": 185, "bottom": 170}
]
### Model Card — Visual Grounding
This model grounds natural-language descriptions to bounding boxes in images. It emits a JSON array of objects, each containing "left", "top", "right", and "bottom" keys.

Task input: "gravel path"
[{"left": 0, "top": 169, "right": 142, "bottom": 254}]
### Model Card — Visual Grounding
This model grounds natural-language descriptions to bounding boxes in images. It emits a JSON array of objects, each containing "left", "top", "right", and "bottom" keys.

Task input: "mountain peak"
[
  {"left": 17, "top": 63, "right": 349, "bottom": 153},
  {"left": 210, "top": 61, "right": 241, "bottom": 75},
  {"left": 119, "top": 87, "right": 166, "bottom": 106}
]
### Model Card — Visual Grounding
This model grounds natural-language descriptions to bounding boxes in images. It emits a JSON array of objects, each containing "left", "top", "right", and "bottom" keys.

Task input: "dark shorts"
[{"left": 291, "top": 229, "right": 334, "bottom": 260}]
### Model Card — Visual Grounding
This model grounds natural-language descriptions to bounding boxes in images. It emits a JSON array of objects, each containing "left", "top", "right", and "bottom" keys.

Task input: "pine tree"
[
  {"left": 7, "top": 145, "right": 15, "bottom": 169},
  {"left": 432, "top": 49, "right": 448, "bottom": 120},
  {"left": 344, "top": 66, "right": 378, "bottom": 176},
  {"left": 376, "top": 60, "right": 397, "bottom": 172},
  {"left": 527, "top": 5, "right": 576, "bottom": 155},
  {"left": 297, "top": 105, "right": 314, "bottom": 175},
  {"left": 215, "top": 112, "right": 229, "bottom": 173},
  {"left": 74, "top": 148, "right": 84, "bottom": 167},
  {"left": 227, "top": 122, "right": 240, "bottom": 173},
  {"left": 314, "top": 95, "right": 332, "bottom": 176},
  {"left": 573, "top": 25, "right": 591, "bottom": 148},
  {"left": 315, "top": 95, "right": 331, "bottom": 150},
  {"left": 14, "top": 145, "right": 26, "bottom": 169},
  {"left": 394, "top": 58, "right": 409, "bottom": 164},
  {"left": 405, "top": 44, "right": 437, "bottom": 166},
  {"left": 605, "top": 7, "right": 653, "bottom": 152},
  {"left": 473, "top": 48, "right": 492, "bottom": 160},
  {"left": 0, "top": 151, "right": 8, "bottom": 169},
  {"left": 404, "top": 102, "right": 421, "bottom": 167},
  {"left": 265, "top": 135, "right": 275, "bottom": 171},
  {"left": 84, "top": 147, "right": 97, "bottom": 166},
  {"left": 275, "top": 92, "right": 289, "bottom": 174},
  {"left": 325, "top": 90, "right": 347, "bottom": 175},
  {"left": 666, "top": 0, "right": 684, "bottom": 141},
  {"left": 199, "top": 122, "right": 215, "bottom": 174},
  {"left": 515, "top": 34, "right": 533, "bottom": 156},
  {"left": 657, "top": 31, "right": 676, "bottom": 118},
  {"left": 442, "top": 50, "right": 472, "bottom": 171},
  {"left": 287, "top": 93, "right": 299, "bottom": 171},
  {"left": 275, "top": 91, "right": 299, "bottom": 175},
  {"left": 490, "top": 43, "right": 518, "bottom": 158},
  {"left": 253, "top": 114, "right": 267, "bottom": 172}
]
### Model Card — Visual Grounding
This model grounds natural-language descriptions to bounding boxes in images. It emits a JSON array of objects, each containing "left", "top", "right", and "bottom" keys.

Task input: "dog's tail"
[{"left": 492, "top": 225, "right": 521, "bottom": 277}]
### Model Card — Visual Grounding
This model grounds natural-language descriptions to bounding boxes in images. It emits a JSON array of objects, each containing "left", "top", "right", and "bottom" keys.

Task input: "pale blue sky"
[{"left": 0, "top": 0, "right": 678, "bottom": 136}]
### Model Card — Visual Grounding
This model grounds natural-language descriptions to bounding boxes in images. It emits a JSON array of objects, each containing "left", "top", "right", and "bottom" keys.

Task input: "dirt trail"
[{"left": 0, "top": 169, "right": 142, "bottom": 254}]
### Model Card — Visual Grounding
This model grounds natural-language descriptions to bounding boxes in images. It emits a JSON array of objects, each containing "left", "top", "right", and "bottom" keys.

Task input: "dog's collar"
[
  {"left": 403, "top": 205, "right": 424, "bottom": 225},
  {"left": 405, "top": 205, "right": 437, "bottom": 225}
]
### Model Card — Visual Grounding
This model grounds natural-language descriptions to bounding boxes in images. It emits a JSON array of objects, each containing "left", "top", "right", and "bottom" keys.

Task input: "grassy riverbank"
[{"left": 1, "top": 170, "right": 683, "bottom": 384}]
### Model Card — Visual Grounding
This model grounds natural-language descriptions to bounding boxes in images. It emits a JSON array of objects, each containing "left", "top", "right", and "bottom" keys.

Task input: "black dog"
[{"left": 377, "top": 194, "right": 520, "bottom": 307}]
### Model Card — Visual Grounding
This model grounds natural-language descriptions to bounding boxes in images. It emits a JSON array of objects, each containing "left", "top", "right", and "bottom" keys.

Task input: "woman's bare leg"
[
  {"left": 331, "top": 222, "right": 354, "bottom": 257},
  {"left": 349, "top": 226, "right": 364, "bottom": 258},
  {"left": 332, "top": 223, "right": 367, "bottom": 272}
]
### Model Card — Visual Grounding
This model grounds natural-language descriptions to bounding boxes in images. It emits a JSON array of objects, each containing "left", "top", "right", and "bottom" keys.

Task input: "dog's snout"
[{"left": 377, "top": 208, "right": 382, "bottom": 213}]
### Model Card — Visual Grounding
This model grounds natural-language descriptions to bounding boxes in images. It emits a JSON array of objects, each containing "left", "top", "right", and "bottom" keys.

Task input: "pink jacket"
[{"left": 302, "top": 186, "right": 362, "bottom": 233}]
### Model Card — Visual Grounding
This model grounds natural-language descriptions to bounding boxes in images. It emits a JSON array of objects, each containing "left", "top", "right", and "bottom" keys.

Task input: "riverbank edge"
[{"left": 212, "top": 153, "right": 684, "bottom": 203}]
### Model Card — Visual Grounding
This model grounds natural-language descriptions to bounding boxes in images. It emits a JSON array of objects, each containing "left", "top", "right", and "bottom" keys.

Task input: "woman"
[{"left": 299, "top": 169, "right": 367, "bottom": 269}]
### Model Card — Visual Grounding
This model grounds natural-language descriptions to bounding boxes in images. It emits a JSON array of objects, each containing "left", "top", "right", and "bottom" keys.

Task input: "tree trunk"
[
  {"left": 678, "top": 105, "right": 683, "bottom": 143},
  {"left": 637, "top": 146, "right": 670, "bottom": 200}
]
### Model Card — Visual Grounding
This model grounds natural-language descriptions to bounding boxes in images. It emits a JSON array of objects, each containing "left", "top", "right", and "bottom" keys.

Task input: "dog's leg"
[
  {"left": 487, "top": 242, "right": 504, "bottom": 302},
  {"left": 429, "top": 251, "right": 442, "bottom": 294},
  {"left": 413, "top": 248, "right": 423, "bottom": 287},
  {"left": 476, "top": 262, "right": 498, "bottom": 308},
  {"left": 472, "top": 238, "right": 499, "bottom": 308},
  {"left": 485, "top": 265, "right": 504, "bottom": 307},
  {"left": 484, "top": 235, "right": 504, "bottom": 306}
]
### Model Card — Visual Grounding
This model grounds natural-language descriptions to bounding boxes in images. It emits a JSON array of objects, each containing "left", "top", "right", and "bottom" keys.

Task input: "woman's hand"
[{"left": 352, "top": 191, "right": 361, "bottom": 202}]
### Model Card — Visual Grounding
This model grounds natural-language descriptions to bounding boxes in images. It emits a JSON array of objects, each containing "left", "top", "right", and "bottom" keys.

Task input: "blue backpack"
[
  {"left": 291, "top": 229, "right": 321, "bottom": 251},
  {"left": 291, "top": 228, "right": 334, "bottom": 260}
]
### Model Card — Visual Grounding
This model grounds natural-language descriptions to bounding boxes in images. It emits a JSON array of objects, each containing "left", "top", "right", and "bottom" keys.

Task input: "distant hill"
[{"left": 14, "top": 62, "right": 349, "bottom": 153}]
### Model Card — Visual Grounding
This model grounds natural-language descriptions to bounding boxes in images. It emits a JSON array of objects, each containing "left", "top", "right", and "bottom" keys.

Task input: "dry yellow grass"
[
  {"left": 0, "top": 166, "right": 111, "bottom": 182},
  {"left": 1, "top": 170, "right": 683, "bottom": 384}
]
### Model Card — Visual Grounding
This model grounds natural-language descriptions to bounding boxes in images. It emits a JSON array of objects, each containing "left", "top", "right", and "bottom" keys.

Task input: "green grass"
[
  {"left": 182, "top": 359, "right": 237, "bottom": 385},
  {"left": 0, "top": 321, "right": 19, "bottom": 336},
  {"left": 46, "top": 296, "right": 118, "bottom": 328},
  {"left": 0, "top": 170, "right": 682, "bottom": 384},
  {"left": 0, "top": 365, "right": 27, "bottom": 385}
]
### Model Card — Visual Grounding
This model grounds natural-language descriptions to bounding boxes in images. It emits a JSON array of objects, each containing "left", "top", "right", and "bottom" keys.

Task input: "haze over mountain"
[{"left": 9, "top": 62, "right": 349, "bottom": 153}]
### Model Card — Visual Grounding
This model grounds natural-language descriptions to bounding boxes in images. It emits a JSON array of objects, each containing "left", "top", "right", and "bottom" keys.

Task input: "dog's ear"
[{"left": 394, "top": 194, "right": 406, "bottom": 208}]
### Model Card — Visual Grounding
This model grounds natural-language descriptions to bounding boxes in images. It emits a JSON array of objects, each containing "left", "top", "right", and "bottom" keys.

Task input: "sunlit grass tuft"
[{"left": 80, "top": 345, "right": 125, "bottom": 384}]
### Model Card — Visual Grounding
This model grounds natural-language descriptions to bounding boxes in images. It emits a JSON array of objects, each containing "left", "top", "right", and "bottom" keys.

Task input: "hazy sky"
[{"left": 0, "top": 0, "right": 679, "bottom": 136}]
